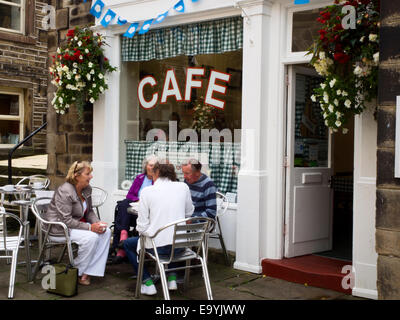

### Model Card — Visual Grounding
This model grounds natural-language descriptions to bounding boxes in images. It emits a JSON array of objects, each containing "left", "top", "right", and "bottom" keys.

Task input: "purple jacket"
[{"left": 126, "top": 173, "right": 153, "bottom": 202}]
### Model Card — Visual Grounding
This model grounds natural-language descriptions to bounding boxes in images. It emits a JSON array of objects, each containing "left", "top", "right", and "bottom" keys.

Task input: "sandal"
[{"left": 78, "top": 276, "right": 91, "bottom": 286}]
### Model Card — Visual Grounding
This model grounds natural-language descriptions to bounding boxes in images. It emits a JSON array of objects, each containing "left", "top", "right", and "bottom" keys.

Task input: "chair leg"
[
  {"left": 199, "top": 256, "right": 213, "bottom": 300},
  {"left": 183, "top": 259, "right": 191, "bottom": 291},
  {"left": 96, "top": 207, "right": 101, "bottom": 220},
  {"left": 158, "top": 263, "right": 170, "bottom": 300},
  {"left": 32, "top": 236, "right": 49, "bottom": 282},
  {"left": 57, "top": 244, "right": 67, "bottom": 263},
  {"left": 217, "top": 218, "right": 231, "bottom": 266},
  {"left": 135, "top": 247, "right": 145, "bottom": 299},
  {"left": 8, "top": 250, "right": 18, "bottom": 299}
]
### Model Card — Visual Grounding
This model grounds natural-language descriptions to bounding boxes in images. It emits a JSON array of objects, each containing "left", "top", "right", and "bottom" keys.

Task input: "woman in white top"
[
  {"left": 46, "top": 161, "right": 111, "bottom": 285},
  {"left": 124, "top": 161, "right": 194, "bottom": 295}
]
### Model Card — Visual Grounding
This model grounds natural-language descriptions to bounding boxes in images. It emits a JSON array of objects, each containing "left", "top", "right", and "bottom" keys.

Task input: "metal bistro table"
[{"left": 0, "top": 186, "right": 35, "bottom": 281}]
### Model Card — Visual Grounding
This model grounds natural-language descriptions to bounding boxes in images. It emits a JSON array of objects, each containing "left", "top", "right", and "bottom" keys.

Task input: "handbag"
[{"left": 47, "top": 263, "right": 78, "bottom": 297}]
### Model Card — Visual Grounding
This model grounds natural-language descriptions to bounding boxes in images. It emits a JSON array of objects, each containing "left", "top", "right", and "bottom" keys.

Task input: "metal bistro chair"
[
  {"left": 16, "top": 174, "right": 50, "bottom": 190},
  {"left": 204, "top": 191, "right": 230, "bottom": 265},
  {"left": 31, "top": 197, "right": 76, "bottom": 282},
  {"left": 91, "top": 186, "right": 108, "bottom": 220},
  {"left": 0, "top": 206, "right": 26, "bottom": 299},
  {"left": 135, "top": 217, "right": 215, "bottom": 300}
]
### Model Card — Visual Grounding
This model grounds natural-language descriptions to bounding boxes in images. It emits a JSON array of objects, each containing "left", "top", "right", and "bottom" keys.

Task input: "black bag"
[{"left": 47, "top": 263, "right": 78, "bottom": 297}]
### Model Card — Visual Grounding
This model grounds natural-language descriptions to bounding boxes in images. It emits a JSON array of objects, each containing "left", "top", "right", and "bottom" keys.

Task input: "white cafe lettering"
[{"left": 137, "top": 68, "right": 231, "bottom": 110}]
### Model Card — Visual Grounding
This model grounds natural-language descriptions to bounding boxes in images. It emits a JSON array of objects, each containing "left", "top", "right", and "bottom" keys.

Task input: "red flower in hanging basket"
[{"left": 333, "top": 52, "right": 350, "bottom": 64}]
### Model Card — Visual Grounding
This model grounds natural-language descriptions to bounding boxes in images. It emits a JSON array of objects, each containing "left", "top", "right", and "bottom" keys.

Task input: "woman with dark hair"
[
  {"left": 110, "top": 155, "right": 158, "bottom": 264},
  {"left": 124, "top": 160, "right": 194, "bottom": 295}
]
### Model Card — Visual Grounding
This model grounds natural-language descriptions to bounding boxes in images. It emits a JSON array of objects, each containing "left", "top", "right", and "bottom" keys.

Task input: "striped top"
[{"left": 185, "top": 174, "right": 217, "bottom": 219}]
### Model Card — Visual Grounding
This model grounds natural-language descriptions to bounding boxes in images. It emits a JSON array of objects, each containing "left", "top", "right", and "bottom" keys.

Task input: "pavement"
[
  {"left": 0, "top": 239, "right": 366, "bottom": 301},
  {"left": 0, "top": 154, "right": 48, "bottom": 170}
]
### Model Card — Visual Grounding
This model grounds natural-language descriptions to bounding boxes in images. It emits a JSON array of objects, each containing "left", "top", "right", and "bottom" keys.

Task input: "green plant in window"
[
  {"left": 191, "top": 97, "right": 216, "bottom": 131},
  {"left": 49, "top": 27, "right": 117, "bottom": 123},
  {"left": 308, "top": 0, "right": 379, "bottom": 133}
]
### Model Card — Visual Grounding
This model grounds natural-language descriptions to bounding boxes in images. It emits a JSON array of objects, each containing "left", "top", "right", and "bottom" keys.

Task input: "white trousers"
[{"left": 50, "top": 228, "right": 111, "bottom": 277}]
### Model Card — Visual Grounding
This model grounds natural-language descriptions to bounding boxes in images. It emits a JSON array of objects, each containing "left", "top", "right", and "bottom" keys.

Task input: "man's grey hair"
[
  {"left": 142, "top": 154, "right": 159, "bottom": 173},
  {"left": 181, "top": 158, "right": 202, "bottom": 172}
]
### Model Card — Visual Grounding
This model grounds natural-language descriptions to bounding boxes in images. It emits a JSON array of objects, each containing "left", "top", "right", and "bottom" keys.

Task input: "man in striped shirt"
[{"left": 181, "top": 159, "right": 217, "bottom": 219}]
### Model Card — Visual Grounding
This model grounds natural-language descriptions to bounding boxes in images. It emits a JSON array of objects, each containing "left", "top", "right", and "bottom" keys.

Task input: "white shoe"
[
  {"left": 168, "top": 280, "right": 177, "bottom": 291},
  {"left": 141, "top": 284, "right": 157, "bottom": 295}
]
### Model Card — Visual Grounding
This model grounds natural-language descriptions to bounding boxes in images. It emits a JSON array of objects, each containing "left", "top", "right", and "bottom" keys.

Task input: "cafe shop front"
[{"left": 90, "top": 0, "right": 377, "bottom": 299}]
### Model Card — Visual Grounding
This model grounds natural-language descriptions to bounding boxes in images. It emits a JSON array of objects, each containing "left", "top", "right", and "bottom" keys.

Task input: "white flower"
[
  {"left": 73, "top": 63, "right": 78, "bottom": 68},
  {"left": 88, "top": 62, "right": 93, "bottom": 68},
  {"left": 319, "top": 51, "right": 326, "bottom": 59},
  {"left": 90, "top": 69, "right": 95, "bottom": 75},
  {"left": 325, "top": 120, "right": 329, "bottom": 126},
  {"left": 335, "top": 111, "right": 342, "bottom": 119},
  {"left": 92, "top": 83, "right": 96, "bottom": 88},
  {"left": 85, "top": 49, "right": 89, "bottom": 54},
  {"left": 323, "top": 92, "right": 329, "bottom": 103},
  {"left": 57, "top": 48, "right": 61, "bottom": 54},
  {"left": 58, "top": 97, "right": 63, "bottom": 103},
  {"left": 335, "top": 120, "right": 342, "bottom": 127},
  {"left": 62, "top": 65, "right": 69, "bottom": 72},
  {"left": 323, "top": 113, "right": 328, "bottom": 119},
  {"left": 99, "top": 86, "right": 104, "bottom": 92},
  {"left": 90, "top": 97, "right": 95, "bottom": 103},
  {"left": 354, "top": 66, "right": 363, "bottom": 76},
  {"left": 369, "top": 34, "right": 378, "bottom": 42},
  {"left": 60, "top": 110, "right": 65, "bottom": 115},
  {"left": 344, "top": 99, "right": 351, "bottom": 108},
  {"left": 79, "top": 55, "right": 83, "bottom": 60},
  {"left": 75, "top": 75, "right": 80, "bottom": 81},
  {"left": 342, "top": 128, "right": 349, "bottom": 134},
  {"left": 342, "top": 91, "right": 348, "bottom": 96},
  {"left": 373, "top": 52, "right": 379, "bottom": 64},
  {"left": 78, "top": 41, "right": 82, "bottom": 47},
  {"left": 74, "top": 36, "right": 78, "bottom": 41},
  {"left": 311, "top": 95, "right": 316, "bottom": 102},
  {"left": 86, "top": 74, "right": 91, "bottom": 80},
  {"left": 98, "top": 73, "right": 104, "bottom": 79},
  {"left": 73, "top": 69, "right": 77, "bottom": 74},
  {"left": 66, "top": 74, "right": 71, "bottom": 80},
  {"left": 360, "top": 36, "right": 365, "bottom": 43},
  {"left": 329, "top": 79, "right": 336, "bottom": 88},
  {"left": 337, "top": 90, "right": 342, "bottom": 96},
  {"left": 334, "top": 99, "right": 339, "bottom": 106},
  {"left": 328, "top": 104, "right": 334, "bottom": 113}
]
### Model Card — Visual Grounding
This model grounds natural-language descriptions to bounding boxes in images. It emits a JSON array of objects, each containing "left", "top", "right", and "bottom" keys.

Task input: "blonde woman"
[{"left": 45, "top": 161, "right": 111, "bottom": 285}]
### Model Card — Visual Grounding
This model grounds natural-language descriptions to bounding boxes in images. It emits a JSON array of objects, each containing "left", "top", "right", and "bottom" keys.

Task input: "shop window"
[
  {"left": 0, "top": 0, "right": 24, "bottom": 33},
  {"left": 120, "top": 51, "right": 242, "bottom": 194},
  {"left": 291, "top": 8, "right": 324, "bottom": 53},
  {"left": 0, "top": 88, "right": 24, "bottom": 147}
]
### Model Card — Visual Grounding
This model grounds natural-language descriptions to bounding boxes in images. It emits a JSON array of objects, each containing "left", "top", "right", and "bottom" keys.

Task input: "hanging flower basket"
[
  {"left": 308, "top": 0, "right": 380, "bottom": 133},
  {"left": 49, "top": 27, "right": 117, "bottom": 123},
  {"left": 191, "top": 97, "right": 216, "bottom": 131}
]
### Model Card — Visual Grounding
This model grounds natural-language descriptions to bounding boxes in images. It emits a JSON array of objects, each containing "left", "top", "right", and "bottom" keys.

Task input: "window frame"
[
  {"left": 0, "top": 87, "right": 24, "bottom": 148},
  {"left": 284, "top": 0, "right": 333, "bottom": 63},
  {"left": 0, "top": 0, "right": 25, "bottom": 34}
]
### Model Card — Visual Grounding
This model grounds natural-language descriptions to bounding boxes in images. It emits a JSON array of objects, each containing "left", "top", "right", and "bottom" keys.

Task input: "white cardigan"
[{"left": 136, "top": 178, "right": 194, "bottom": 250}]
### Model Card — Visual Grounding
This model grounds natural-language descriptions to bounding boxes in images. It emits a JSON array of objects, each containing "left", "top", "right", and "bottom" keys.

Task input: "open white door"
[{"left": 284, "top": 65, "right": 333, "bottom": 258}]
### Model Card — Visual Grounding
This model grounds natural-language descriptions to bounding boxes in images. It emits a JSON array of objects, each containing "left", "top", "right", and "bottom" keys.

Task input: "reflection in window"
[
  {"left": 0, "top": 0, "right": 23, "bottom": 32},
  {"left": 292, "top": 8, "right": 324, "bottom": 53},
  {"left": 294, "top": 73, "right": 328, "bottom": 167}
]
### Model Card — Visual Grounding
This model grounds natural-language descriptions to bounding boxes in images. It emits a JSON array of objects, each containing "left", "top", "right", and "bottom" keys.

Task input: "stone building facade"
[
  {"left": 376, "top": 0, "right": 400, "bottom": 300},
  {"left": 0, "top": 0, "right": 48, "bottom": 154},
  {"left": 46, "top": 0, "right": 94, "bottom": 188}
]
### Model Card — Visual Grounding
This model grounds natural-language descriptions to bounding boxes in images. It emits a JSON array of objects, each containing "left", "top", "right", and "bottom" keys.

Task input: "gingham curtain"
[
  {"left": 121, "top": 16, "right": 243, "bottom": 62},
  {"left": 125, "top": 140, "right": 241, "bottom": 194}
]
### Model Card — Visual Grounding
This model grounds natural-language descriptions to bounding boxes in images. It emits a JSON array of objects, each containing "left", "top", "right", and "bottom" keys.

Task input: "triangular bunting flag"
[
  {"left": 174, "top": 0, "right": 185, "bottom": 13},
  {"left": 123, "top": 23, "right": 139, "bottom": 38},
  {"left": 90, "top": 0, "right": 105, "bottom": 19},
  {"left": 154, "top": 11, "right": 168, "bottom": 24},
  {"left": 100, "top": 9, "right": 116, "bottom": 28},
  {"left": 139, "top": 19, "right": 153, "bottom": 35},
  {"left": 117, "top": 17, "right": 128, "bottom": 26}
]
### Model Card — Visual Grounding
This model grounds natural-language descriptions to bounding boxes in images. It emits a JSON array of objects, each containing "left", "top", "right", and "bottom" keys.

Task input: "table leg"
[{"left": 24, "top": 219, "right": 32, "bottom": 281}]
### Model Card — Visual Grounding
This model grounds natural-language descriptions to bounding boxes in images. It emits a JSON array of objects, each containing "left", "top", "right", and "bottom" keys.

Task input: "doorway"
[{"left": 284, "top": 64, "right": 354, "bottom": 262}]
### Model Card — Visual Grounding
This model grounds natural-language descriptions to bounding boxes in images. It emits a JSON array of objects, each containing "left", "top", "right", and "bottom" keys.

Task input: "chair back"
[
  {"left": 31, "top": 197, "right": 53, "bottom": 234},
  {"left": 0, "top": 207, "right": 24, "bottom": 253},
  {"left": 17, "top": 175, "right": 50, "bottom": 190},
  {"left": 216, "top": 192, "right": 229, "bottom": 218},
  {"left": 91, "top": 186, "right": 108, "bottom": 208},
  {"left": 150, "top": 217, "right": 215, "bottom": 263}
]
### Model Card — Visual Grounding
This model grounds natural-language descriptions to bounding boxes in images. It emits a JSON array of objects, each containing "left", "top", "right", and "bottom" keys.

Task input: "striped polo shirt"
[{"left": 185, "top": 174, "right": 217, "bottom": 219}]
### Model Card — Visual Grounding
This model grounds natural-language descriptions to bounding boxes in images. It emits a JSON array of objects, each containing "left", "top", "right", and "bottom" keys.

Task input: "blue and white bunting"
[
  {"left": 88, "top": 0, "right": 202, "bottom": 38},
  {"left": 154, "top": 11, "right": 168, "bottom": 24},
  {"left": 123, "top": 23, "right": 139, "bottom": 38},
  {"left": 90, "top": 0, "right": 105, "bottom": 19},
  {"left": 100, "top": 9, "right": 116, "bottom": 27},
  {"left": 174, "top": 0, "right": 185, "bottom": 13},
  {"left": 139, "top": 19, "right": 153, "bottom": 35},
  {"left": 117, "top": 17, "right": 128, "bottom": 26},
  {"left": 294, "top": 0, "right": 310, "bottom": 4}
]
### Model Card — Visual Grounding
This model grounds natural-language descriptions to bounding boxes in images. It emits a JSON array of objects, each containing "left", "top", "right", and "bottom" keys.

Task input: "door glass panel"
[
  {"left": 292, "top": 8, "right": 324, "bottom": 52},
  {"left": 0, "top": 120, "right": 20, "bottom": 144},
  {"left": 294, "top": 74, "right": 328, "bottom": 167},
  {"left": 0, "top": 93, "right": 19, "bottom": 116}
]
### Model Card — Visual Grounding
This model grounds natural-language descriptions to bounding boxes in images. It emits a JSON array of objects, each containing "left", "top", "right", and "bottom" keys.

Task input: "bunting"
[{"left": 88, "top": 0, "right": 201, "bottom": 38}]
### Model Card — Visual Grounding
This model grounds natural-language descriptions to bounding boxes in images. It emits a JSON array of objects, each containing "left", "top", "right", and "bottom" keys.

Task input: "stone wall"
[
  {"left": 376, "top": 0, "right": 400, "bottom": 300},
  {"left": 0, "top": 1, "right": 49, "bottom": 153},
  {"left": 46, "top": 0, "right": 94, "bottom": 188}
]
